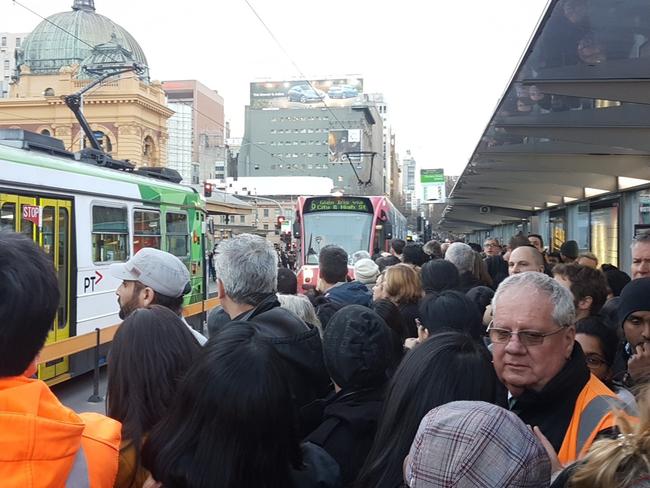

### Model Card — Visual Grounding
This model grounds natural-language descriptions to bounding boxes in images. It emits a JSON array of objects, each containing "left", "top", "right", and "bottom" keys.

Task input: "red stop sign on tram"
[{"left": 22, "top": 205, "right": 41, "bottom": 225}]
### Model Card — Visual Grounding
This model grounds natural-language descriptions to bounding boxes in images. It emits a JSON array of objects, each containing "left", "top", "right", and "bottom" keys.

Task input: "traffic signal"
[
  {"left": 276, "top": 215, "right": 286, "bottom": 230},
  {"left": 204, "top": 182, "right": 213, "bottom": 198}
]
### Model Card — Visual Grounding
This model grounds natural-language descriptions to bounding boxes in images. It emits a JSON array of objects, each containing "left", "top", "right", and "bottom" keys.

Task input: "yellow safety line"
[{"left": 38, "top": 298, "right": 220, "bottom": 364}]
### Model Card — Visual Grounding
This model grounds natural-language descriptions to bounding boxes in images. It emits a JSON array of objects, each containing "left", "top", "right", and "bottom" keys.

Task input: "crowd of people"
[{"left": 1, "top": 229, "right": 650, "bottom": 487}]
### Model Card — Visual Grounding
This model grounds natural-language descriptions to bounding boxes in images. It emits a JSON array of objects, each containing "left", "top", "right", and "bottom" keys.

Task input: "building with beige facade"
[{"left": 0, "top": 0, "right": 172, "bottom": 167}]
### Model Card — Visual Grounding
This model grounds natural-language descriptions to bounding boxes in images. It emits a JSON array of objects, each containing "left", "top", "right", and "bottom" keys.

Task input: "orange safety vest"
[
  {"left": 557, "top": 374, "right": 627, "bottom": 464},
  {"left": 0, "top": 377, "right": 121, "bottom": 488},
  {"left": 79, "top": 412, "right": 123, "bottom": 487}
]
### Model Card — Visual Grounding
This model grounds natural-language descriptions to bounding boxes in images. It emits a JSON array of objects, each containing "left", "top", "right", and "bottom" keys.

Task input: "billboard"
[
  {"left": 421, "top": 169, "right": 446, "bottom": 202},
  {"left": 250, "top": 78, "right": 364, "bottom": 109},
  {"left": 328, "top": 129, "right": 361, "bottom": 163}
]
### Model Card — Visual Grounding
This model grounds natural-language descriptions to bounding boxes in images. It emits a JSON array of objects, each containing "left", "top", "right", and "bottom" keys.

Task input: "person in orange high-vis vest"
[
  {"left": 0, "top": 232, "right": 121, "bottom": 487},
  {"left": 557, "top": 373, "right": 622, "bottom": 464}
]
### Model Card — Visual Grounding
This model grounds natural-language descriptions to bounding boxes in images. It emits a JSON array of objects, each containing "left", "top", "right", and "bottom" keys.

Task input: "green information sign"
[
  {"left": 304, "top": 197, "right": 372, "bottom": 213},
  {"left": 420, "top": 169, "right": 445, "bottom": 184}
]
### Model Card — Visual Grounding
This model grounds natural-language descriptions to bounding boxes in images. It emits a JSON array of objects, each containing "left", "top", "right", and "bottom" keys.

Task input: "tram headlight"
[{"left": 303, "top": 267, "right": 314, "bottom": 283}]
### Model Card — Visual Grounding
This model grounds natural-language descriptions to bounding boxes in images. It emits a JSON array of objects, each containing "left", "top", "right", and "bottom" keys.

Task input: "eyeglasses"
[
  {"left": 484, "top": 243, "right": 498, "bottom": 248},
  {"left": 486, "top": 322, "right": 566, "bottom": 346},
  {"left": 585, "top": 354, "right": 607, "bottom": 369}
]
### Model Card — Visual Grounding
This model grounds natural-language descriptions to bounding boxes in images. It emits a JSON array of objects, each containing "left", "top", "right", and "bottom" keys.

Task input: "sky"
[{"left": 3, "top": 0, "right": 549, "bottom": 176}]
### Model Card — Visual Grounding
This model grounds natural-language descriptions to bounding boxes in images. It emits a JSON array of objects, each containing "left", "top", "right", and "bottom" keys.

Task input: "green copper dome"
[{"left": 18, "top": 0, "right": 149, "bottom": 78}]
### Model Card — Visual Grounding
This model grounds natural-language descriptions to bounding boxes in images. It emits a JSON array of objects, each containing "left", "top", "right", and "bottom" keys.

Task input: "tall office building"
[
  {"left": 163, "top": 80, "right": 225, "bottom": 184},
  {"left": 402, "top": 151, "right": 418, "bottom": 212},
  {"left": 0, "top": 33, "right": 28, "bottom": 98},
  {"left": 238, "top": 77, "right": 385, "bottom": 196}
]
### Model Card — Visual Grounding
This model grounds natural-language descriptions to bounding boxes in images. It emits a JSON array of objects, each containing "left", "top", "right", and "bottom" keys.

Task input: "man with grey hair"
[
  {"left": 445, "top": 242, "right": 481, "bottom": 293},
  {"left": 631, "top": 233, "right": 650, "bottom": 280},
  {"left": 207, "top": 234, "right": 330, "bottom": 424},
  {"left": 490, "top": 272, "right": 622, "bottom": 465}
]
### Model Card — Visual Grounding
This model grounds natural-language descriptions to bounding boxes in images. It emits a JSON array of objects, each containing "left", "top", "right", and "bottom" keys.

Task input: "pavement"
[{"left": 52, "top": 368, "right": 108, "bottom": 415}]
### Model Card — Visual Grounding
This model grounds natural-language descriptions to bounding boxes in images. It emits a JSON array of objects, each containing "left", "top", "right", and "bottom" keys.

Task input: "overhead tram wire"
[
  {"left": 10, "top": 0, "right": 291, "bottom": 167},
  {"left": 242, "top": 0, "right": 348, "bottom": 131}
]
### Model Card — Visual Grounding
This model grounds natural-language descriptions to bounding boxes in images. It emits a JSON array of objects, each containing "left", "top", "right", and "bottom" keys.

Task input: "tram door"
[{"left": 0, "top": 194, "right": 72, "bottom": 380}]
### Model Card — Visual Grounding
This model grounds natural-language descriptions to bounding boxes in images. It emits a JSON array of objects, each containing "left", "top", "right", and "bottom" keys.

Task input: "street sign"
[{"left": 421, "top": 169, "right": 446, "bottom": 202}]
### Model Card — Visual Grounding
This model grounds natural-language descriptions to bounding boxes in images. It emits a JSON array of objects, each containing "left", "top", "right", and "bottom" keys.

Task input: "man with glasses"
[
  {"left": 483, "top": 238, "right": 501, "bottom": 257},
  {"left": 490, "top": 272, "right": 621, "bottom": 465}
]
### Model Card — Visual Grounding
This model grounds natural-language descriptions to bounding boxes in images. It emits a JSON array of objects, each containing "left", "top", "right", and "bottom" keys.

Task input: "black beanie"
[
  {"left": 560, "top": 240, "right": 579, "bottom": 260},
  {"left": 618, "top": 277, "right": 650, "bottom": 327},
  {"left": 322, "top": 305, "right": 393, "bottom": 390}
]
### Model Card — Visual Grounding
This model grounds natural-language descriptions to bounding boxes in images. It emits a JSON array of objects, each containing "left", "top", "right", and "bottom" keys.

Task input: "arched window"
[
  {"left": 40, "top": 129, "right": 51, "bottom": 136},
  {"left": 143, "top": 136, "right": 158, "bottom": 166},
  {"left": 143, "top": 136, "right": 154, "bottom": 157},
  {"left": 43, "top": 88, "right": 55, "bottom": 96}
]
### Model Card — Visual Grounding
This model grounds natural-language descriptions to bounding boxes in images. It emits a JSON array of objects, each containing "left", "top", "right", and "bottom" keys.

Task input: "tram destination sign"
[{"left": 304, "top": 197, "right": 372, "bottom": 214}]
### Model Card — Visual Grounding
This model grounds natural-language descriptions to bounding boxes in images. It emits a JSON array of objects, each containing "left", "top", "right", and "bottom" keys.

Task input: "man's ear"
[
  {"left": 141, "top": 286, "right": 156, "bottom": 307},
  {"left": 217, "top": 279, "right": 226, "bottom": 299}
]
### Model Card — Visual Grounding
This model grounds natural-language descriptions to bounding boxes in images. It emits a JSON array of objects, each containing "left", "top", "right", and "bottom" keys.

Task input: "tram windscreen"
[{"left": 303, "top": 197, "right": 374, "bottom": 265}]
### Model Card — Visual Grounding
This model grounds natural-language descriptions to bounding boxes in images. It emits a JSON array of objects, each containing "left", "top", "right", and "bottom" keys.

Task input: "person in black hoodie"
[
  {"left": 210, "top": 234, "right": 331, "bottom": 432},
  {"left": 306, "top": 306, "right": 395, "bottom": 486}
]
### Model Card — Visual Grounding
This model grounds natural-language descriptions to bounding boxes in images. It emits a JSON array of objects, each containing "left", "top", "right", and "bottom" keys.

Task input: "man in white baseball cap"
[{"left": 109, "top": 247, "right": 207, "bottom": 344}]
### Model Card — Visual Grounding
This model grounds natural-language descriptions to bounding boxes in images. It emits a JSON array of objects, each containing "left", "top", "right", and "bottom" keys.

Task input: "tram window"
[
  {"left": 92, "top": 205, "right": 128, "bottom": 263},
  {"left": 165, "top": 212, "right": 189, "bottom": 257},
  {"left": 134, "top": 209, "right": 161, "bottom": 252},
  {"left": 41, "top": 206, "right": 55, "bottom": 258},
  {"left": 58, "top": 207, "right": 69, "bottom": 327},
  {"left": 0, "top": 202, "right": 15, "bottom": 231}
]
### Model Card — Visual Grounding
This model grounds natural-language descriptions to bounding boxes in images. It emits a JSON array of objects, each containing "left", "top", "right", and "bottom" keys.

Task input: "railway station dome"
[{"left": 18, "top": 0, "right": 149, "bottom": 79}]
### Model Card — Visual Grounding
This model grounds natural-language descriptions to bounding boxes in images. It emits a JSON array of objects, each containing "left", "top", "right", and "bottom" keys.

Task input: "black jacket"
[
  {"left": 509, "top": 343, "right": 591, "bottom": 452},
  {"left": 306, "top": 388, "right": 384, "bottom": 487},
  {"left": 398, "top": 302, "right": 420, "bottom": 339},
  {"left": 306, "top": 292, "right": 344, "bottom": 330},
  {"left": 212, "top": 295, "right": 332, "bottom": 430},
  {"left": 291, "top": 442, "right": 341, "bottom": 488}
]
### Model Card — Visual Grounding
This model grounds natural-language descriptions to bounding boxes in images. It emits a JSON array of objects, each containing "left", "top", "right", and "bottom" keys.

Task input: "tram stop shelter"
[{"left": 438, "top": 0, "right": 650, "bottom": 271}]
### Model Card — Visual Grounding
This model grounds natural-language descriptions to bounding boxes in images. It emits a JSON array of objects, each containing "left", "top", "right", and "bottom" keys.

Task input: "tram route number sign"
[
  {"left": 22, "top": 205, "right": 41, "bottom": 226},
  {"left": 305, "top": 197, "right": 372, "bottom": 213}
]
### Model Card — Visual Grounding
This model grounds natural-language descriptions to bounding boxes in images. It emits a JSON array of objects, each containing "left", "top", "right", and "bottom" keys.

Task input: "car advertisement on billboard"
[
  {"left": 328, "top": 129, "right": 361, "bottom": 163},
  {"left": 250, "top": 78, "right": 364, "bottom": 109}
]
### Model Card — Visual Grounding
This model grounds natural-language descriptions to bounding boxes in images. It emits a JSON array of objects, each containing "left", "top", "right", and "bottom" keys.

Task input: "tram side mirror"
[
  {"left": 293, "top": 220, "right": 301, "bottom": 239},
  {"left": 384, "top": 221, "right": 393, "bottom": 240}
]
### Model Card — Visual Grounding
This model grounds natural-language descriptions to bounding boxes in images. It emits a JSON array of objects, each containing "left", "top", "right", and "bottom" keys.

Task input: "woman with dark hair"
[
  {"left": 108, "top": 305, "right": 202, "bottom": 488},
  {"left": 402, "top": 243, "right": 430, "bottom": 268},
  {"left": 418, "top": 290, "right": 484, "bottom": 341},
  {"left": 141, "top": 322, "right": 340, "bottom": 488},
  {"left": 420, "top": 259, "right": 460, "bottom": 294},
  {"left": 575, "top": 316, "right": 635, "bottom": 407},
  {"left": 355, "top": 331, "right": 500, "bottom": 488}
]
